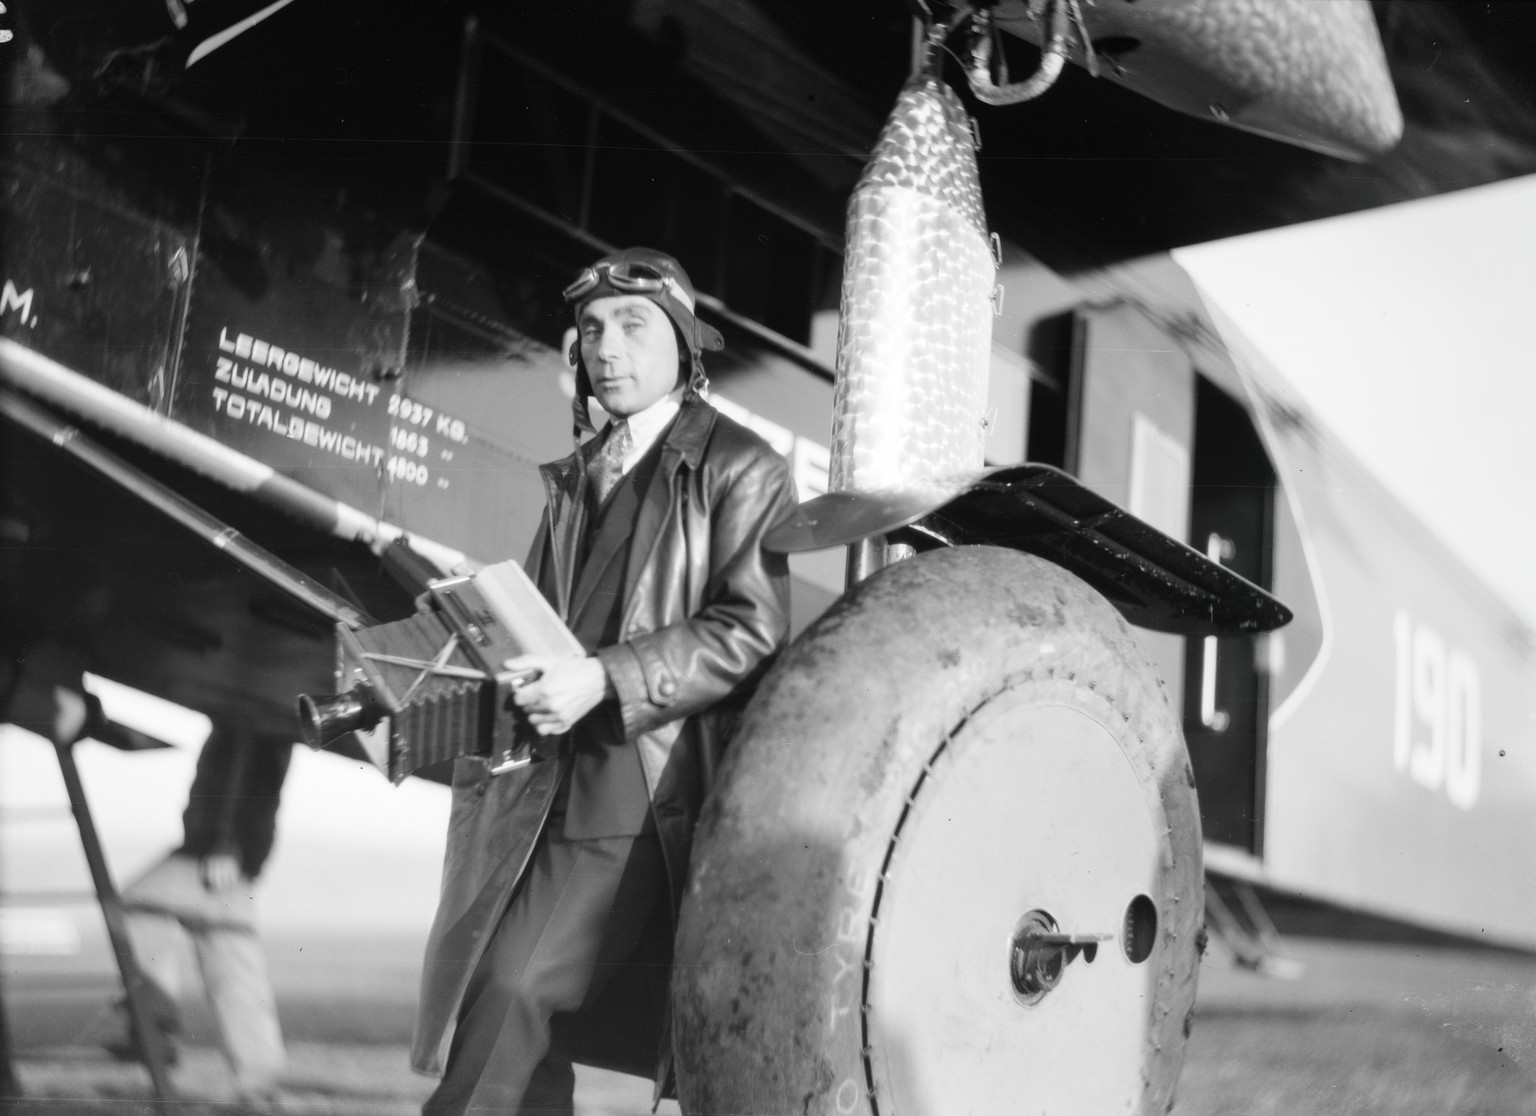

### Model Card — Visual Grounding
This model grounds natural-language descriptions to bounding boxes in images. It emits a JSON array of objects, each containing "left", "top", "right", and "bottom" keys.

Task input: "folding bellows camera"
[{"left": 297, "top": 550, "right": 582, "bottom": 783}]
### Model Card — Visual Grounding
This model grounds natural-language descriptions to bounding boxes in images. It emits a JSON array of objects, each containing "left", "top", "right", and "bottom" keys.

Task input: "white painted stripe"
[
  {"left": 186, "top": 0, "right": 303, "bottom": 68},
  {"left": 0, "top": 338, "right": 473, "bottom": 573},
  {"left": 369, "top": 522, "right": 478, "bottom": 576},
  {"left": 0, "top": 337, "right": 275, "bottom": 491}
]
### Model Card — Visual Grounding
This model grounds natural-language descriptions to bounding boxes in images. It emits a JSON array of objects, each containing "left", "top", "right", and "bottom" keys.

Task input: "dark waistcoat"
[{"left": 543, "top": 446, "right": 659, "bottom": 839}]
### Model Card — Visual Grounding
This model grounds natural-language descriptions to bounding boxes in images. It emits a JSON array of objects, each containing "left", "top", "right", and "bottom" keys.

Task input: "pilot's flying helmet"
[{"left": 563, "top": 247, "right": 724, "bottom": 435}]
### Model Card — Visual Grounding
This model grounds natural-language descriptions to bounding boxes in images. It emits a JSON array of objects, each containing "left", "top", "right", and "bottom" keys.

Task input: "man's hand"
[
  {"left": 200, "top": 852, "right": 242, "bottom": 892},
  {"left": 505, "top": 654, "right": 614, "bottom": 736}
]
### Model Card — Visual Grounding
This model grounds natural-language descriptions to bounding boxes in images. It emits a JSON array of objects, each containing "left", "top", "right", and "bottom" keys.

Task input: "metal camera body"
[{"left": 298, "top": 560, "right": 582, "bottom": 783}]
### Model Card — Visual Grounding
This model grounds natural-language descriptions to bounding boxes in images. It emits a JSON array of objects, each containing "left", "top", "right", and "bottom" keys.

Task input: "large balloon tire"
[{"left": 673, "top": 546, "right": 1203, "bottom": 1116}]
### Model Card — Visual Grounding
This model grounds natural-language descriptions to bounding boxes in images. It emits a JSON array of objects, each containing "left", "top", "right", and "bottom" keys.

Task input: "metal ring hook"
[{"left": 965, "top": 0, "right": 1095, "bottom": 105}]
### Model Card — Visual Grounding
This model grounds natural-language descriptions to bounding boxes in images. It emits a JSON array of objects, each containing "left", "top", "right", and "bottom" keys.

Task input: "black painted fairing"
[{"left": 0, "top": 401, "right": 415, "bottom": 756}]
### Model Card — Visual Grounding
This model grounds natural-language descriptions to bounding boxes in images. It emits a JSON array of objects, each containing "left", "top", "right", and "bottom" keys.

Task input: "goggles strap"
[{"left": 563, "top": 262, "right": 694, "bottom": 312}]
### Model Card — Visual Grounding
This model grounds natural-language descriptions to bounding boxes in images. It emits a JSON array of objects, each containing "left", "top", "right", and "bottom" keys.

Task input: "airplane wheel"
[{"left": 673, "top": 546, "right": 1203, "bottom": 1116}]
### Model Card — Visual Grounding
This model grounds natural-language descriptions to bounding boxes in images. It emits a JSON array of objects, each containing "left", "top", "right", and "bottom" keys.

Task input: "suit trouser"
[
  {"left": 422, "top": 824, "right": 667, "bottom": 1116},
  {"left": 121, "top": 853, "right": 286, "bottom": 1092}
]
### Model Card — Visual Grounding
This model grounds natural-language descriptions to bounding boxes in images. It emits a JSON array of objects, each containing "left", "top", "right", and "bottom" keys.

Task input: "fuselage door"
[
  {"left": 1067, "top": 303, "right": 1195, "bottom": 703},
  {"left": 1181, "top": 377, "right": 1277, "bottom": 854},
  {"left": 1066, "top": 306, "right": 1278, "bottom": 857}
]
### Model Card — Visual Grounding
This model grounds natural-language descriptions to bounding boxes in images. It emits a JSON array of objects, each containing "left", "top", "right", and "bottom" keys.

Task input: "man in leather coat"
[{"left": 414, "top": 247, "right": 797, "bottom": 1114}]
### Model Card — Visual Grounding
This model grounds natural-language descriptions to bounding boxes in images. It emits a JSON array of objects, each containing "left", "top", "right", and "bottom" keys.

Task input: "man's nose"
[{"left": 594, "top": 322, "right": 624, "bottom": 363}]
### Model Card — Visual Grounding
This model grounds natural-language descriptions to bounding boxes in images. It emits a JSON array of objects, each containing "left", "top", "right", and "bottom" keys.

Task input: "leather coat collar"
[
  {"left": 544, "top": 398, "right": 717, "bottom": 502},
  {"left": 539, "top": 400, "right": 718, "bottom": 621}
]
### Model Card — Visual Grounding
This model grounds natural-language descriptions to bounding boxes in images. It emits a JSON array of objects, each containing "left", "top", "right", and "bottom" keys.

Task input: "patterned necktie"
[{"left": 589, "top": 419, "right": 633, "bottom": 504}]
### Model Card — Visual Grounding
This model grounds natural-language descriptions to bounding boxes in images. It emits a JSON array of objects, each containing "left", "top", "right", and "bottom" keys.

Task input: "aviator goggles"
[{"left": 561, "top": 261, "right": 695, "bottom": 311}]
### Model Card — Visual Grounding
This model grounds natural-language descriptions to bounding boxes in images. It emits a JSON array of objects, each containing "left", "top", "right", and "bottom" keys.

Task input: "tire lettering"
[
  {"left": 836, "top": 905, "right": 863, "bottom": 943},
  {"left": 827, "top": 943, "right": 858, "bottom": 1033}
]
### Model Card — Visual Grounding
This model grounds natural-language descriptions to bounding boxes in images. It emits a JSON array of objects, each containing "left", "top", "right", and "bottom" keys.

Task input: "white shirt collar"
[{"left": 611, "top": 394, "right": 681, "bottom": 474}]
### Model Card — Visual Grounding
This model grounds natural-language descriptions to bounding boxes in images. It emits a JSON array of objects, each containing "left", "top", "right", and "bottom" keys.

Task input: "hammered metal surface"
[
  {"left": 830, "top": 75, "right": 995, "bottom": 496},
  {"left": 995, "top": 0, "right": 1402, "bottom": 159}
]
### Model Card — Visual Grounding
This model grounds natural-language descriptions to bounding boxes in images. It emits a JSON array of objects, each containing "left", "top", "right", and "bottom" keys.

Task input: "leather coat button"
[{"left": 658, "top": 677, "right": 677, "bottom": 699}]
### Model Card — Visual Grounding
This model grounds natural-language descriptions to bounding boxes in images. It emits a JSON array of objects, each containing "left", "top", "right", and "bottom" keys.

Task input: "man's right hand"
[{"left": 504, "top": 654, "right": 615, "bottom": 736}]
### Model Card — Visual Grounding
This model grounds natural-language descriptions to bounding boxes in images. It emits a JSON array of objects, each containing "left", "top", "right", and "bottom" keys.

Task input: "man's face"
[{"left": 578, "top": 295, "right": 684, "bottom": 418}]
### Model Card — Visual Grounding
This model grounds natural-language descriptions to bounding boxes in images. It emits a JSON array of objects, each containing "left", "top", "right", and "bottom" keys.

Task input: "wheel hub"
[
  {"left": 1009, "top": 909, "right": 1116, "bottom": 1005},
  {"left": 863, "top": 695, "right": 1173, "bottom": 1114}
]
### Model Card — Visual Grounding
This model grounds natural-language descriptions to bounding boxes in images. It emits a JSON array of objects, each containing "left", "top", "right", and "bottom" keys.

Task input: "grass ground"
[
  {"left": 8, "top": 937, "right": 1535, "bottom": 1115},
  {"left": 1175, "top": 938, "right": 1536, "bottom": 1116}
]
